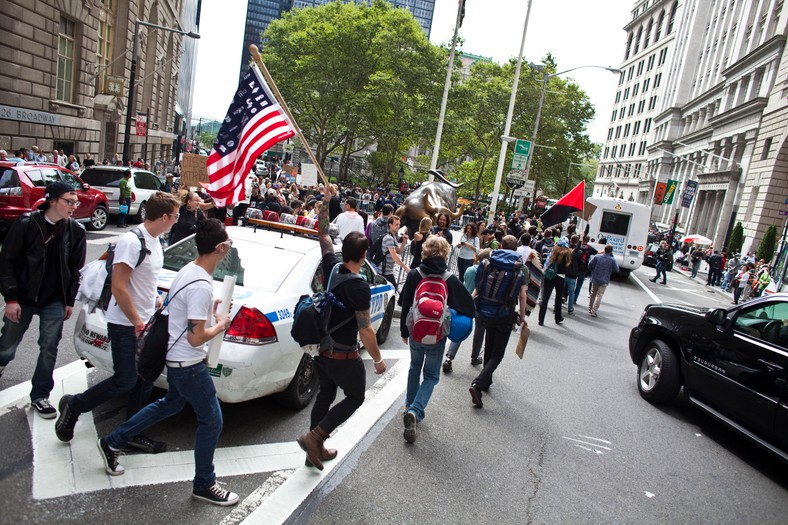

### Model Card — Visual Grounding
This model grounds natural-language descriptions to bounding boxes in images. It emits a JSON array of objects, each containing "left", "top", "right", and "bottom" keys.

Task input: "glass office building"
[{"left": 240, "top": 0, "right": 435, "bottom": 78}]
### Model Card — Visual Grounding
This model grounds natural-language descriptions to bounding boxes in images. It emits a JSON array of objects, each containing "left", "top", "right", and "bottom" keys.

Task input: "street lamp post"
[{"left": 122, "top": 20, "right": 200, "bottom": 165}]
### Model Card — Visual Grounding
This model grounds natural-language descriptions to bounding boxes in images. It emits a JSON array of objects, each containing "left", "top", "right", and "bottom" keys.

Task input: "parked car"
[
  {"left": 629, "top": 293, "right": 788, "bottom": 462},
  {"left": 0, "top": 160, "right": 109, "bottom": 235},
  {"left": 643, "top": 243, "right": 673, "bottom": 271},
  {"left": 79, "top": 166, "right": 163, "bottom": 222},
  {"left": 74, "top": 222, "right": 396, "bottom": 408}
]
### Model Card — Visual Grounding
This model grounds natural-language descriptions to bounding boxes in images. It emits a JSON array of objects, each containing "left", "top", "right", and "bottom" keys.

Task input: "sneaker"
[
  {"left": 590, "top": 312, "right": 598, "bottom": 317},
  {"left": 192, "top": 482, "right": 239, "bottom": 506},
  {"left": 442, "top": 358, "right": 453, "bottom": 374},
  {"left": 31, "top": 398, "right": 57, "bottom": 419},
  {"left": 97, "top": 438, "right": 125, "bottom": 475},
  {"left": 470, "top": 357, "right": 483, "bottom": 366},
  {"left": 469, "top": 383, "right": 483, "bottom": 408},
  {"left": 126, "top": 434, "right": 167, "bottom": 454},
  {"left": 55, "top": 395, "right": 80, "bottom": 441},
  {"left": 403, "top": 411, "right": 417, "bottom": 443}
]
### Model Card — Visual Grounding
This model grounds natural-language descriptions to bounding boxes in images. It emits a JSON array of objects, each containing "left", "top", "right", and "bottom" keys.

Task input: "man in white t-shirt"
[
  {"left": 98, "top": 218, "right": 238, "bottom": 507},
  {"left": 55, "top": 192, "right": 181, "bottom": 453},
  {"left": 332, "top": 196, "right": 365, "bottom": 241}
]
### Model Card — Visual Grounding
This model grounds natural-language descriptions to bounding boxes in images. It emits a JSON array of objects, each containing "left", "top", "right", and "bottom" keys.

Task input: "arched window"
[
  {"left": 625, "top": 32, "right": 633, "bottom": 59},
  {"left": 634, "top": 26, "right": 643, "bottom": 54},
  {"left": 645, "top": 19, "right": 653, "bottom": 47},
  {"left": 656, "top": 10, "right": 665, "bottom": 40},
  {"left": 668, "top": 1, "right": 677, "bottom": 34}
]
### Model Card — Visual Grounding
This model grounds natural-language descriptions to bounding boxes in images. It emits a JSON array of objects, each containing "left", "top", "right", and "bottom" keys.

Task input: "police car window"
[
  {"left": 311, "top": 263, "right": 325, "bottom": 294},
  {"left": 734, "top": 302, "right": 788, "bottom": 348}
]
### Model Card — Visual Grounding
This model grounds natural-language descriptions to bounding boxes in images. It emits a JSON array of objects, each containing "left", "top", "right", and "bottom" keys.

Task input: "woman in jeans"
[
  {"left": 538, "top": 239, "right": 573, "bottom": 326},
  {"left": 456, "top": 222, "right": 479, "bottom": 281}
]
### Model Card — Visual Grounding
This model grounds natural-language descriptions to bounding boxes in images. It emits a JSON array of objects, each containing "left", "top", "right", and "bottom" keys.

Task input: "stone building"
[
  {"left": 0, "top": 0, "right": 199, "bottom": 166},
  {"left": 596, "top": 0, "right": 788, "bottom": 256}
]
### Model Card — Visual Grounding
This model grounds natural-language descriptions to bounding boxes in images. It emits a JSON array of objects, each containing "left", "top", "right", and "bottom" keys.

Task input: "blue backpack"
[
  {"left": 291, "top": 263, "right": 362, "bottom": 351},
  {"left": 475, "top": 250, "right": 524, "bottom": 318}
]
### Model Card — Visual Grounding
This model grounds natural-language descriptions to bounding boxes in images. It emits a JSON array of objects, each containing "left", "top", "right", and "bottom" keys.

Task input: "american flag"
[{"left": 206, "top": 64, "right": 295, "bottom": 206}]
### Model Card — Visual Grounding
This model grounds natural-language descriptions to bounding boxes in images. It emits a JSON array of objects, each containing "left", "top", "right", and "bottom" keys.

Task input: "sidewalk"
[{"left": 666, "top": 262, "right": 736, "bottom": 302}]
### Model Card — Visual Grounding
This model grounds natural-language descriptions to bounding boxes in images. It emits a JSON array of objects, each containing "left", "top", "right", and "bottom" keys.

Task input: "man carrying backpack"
[
  {"left": 469, "top": 235, "right": 527, "bottom": 408},
  {"left": 297, "top": 183, "right": 387, "bottom": 471},
  {"left": 55, "top": 192, "right": 181, "bottom": 453},
  {"left": 0, "top": 182, "right": 86, "bottom": 418},
  {"left": 400, "top": 236, "right": 475, "bottom": 443},
  {"left": 534, "top": 228, "right": 555, "bottom": 267},
  {"left": 378, "top": 215, "right": 409, "bottom": 289},
  {"left": 366, "top": 203, "right": 393, "bottom": 247},
  {"left": 573, "top": 235, "right": 597, "bottom": 304}
]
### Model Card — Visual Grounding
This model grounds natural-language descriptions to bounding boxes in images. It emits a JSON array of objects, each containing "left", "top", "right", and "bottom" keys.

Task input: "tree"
[
  {"left": 728, "top": 222, "right": 744, "bottom": 254},
  {"left": 757, "top": 224, "right": 778, "bottom": 262}
]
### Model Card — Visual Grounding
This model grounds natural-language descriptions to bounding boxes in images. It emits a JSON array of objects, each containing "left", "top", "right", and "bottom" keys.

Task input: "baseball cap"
[
  {"left": 41, "top": 182, "right": 76, "bottom": 209},
  {"left": 557, "top": 238, "right": 570, "bottom": 248},
  {"left": 267, "top": 188, "right": 277, "bottom": 196}
]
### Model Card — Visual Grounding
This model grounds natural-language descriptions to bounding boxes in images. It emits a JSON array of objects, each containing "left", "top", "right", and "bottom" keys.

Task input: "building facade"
[
  {"left": 595, "top": 0, "right": 788, "bottom": 255},
  {"left": 0, "top": 0, "right": 199, "bottom": 166},
  {"left": 239, "top": 0, "right": 436, "bottom": 79}
]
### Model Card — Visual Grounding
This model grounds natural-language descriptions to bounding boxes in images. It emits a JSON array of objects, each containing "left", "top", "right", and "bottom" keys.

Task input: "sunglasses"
[{"left": 216, "top": 239, "right": 233, "bottom": 250}]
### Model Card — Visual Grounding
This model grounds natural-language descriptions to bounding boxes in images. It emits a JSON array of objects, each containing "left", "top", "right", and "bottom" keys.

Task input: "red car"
[{"left": 0, "top": 160, "right": 109, "bottom": 235}]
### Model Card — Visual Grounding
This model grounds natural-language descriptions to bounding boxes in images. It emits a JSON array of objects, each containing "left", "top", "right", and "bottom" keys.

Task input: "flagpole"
[{"left": 248, "top": 44, "right": 330, "bottom": 187}]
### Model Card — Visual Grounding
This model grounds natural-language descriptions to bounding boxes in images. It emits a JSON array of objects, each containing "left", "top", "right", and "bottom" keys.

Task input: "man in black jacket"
[
  {"left": 0, "top": 182, "right": 86, "bottom": 418},
  {"left": 649, "top": 240, "right": 672, "bottom": 285}
]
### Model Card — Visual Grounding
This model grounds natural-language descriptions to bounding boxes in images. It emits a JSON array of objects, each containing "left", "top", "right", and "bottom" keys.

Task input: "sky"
[{"left": 192, "top": 0, "right": 634, "bottom": 144}]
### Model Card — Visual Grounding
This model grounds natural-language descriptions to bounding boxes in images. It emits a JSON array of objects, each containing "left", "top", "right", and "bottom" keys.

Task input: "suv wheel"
[
  {"left": 136, "top": 202, "right": 147, "bottom": 223},
  {"left": 87, "top": 204, "right": 108, "bottom": 231},
  {"left": 637, "top": 339, "right": 680, "bottom": 404}
]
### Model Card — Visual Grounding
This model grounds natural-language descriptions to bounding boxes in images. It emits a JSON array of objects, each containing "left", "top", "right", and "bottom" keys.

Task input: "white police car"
[{"left": 73, "top": 221, "right": 396, "bottom": 408}]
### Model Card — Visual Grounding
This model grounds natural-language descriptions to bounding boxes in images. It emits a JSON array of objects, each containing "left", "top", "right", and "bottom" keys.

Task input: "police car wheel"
[
  {"left": 376, "top": 299, "right": 395, "bottom": 345},
  {"left": 277, "top": 354, "right": 317, "bottom": 410}
]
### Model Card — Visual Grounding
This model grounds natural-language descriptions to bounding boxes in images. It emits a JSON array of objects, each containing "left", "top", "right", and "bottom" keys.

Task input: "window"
[
  {"left": 615, "top": 91, "right": 621, "bottom": 103},
  {"left": 761, "top": 137, "right": 772, "bottom": 160},
  {"left": 639, "top": 141, "right": 648, "bottom": 155},
  {"left": 634, "top": 27, "right": 642, "bottom": 54},
  {"left": 633, "top": 83, "right": 640, "bottom": 97},
  {"left": 654, "top": 73, "right": 662, "bottom": 88},
  {"left": 96, "top": 16, "right": 114, "bottom": 94},
  {"left": 734, "top": 302, "right": 788, "bottom": 348},
  {"left": 624, "top": 123, "right": 631, "bottom": 137},
  {"left": 637, "top": 60, "right": 644, "bottom": 76},
  {"left": 0, "top": 169, "right": 21, "bottom": 193},
  {"left": 39, "top": 169, "right": 63, "bottom": 187},
  {"left": 638, "top": 100, "right": 646, "bottom": 113},
  {"left": 612, "top": 145, "right": 618, "bottom": 157},
  {"left": 600, "top": 211, "right": 631, "bottom": 236},
  {"left": 647, "top": 54, "right": 655, "bottom": 71},
  {"left": 656, "top": 10, "right": 664, "bottom": 40},
  {"left": 633, "top": 121, "right": 641, "bottom": 135},
  {"left": 658, "top": 48, "right": 668, "bottom": 66},
  {"left": 624, "top": 87, "right": 630, "bottom": 100},
  {"left": 645, "top": 19, "right": 653, "bottom": 47},
  {"left": 644, "top": 118, "right": 652, "bottom": 133},
  {"left": 629, "top": 103, "right": 635, "bottom": 116},
  {"left": 608, "top": 128, "right": 614, "bottom": 140},
  {"left": 643, "top": 78, "right": 650, "bottom": 91},
  {"left": 604, "top": 147, "right": 610, "bottom": 159},
  {"left": 57, "top": 17, "right": 76, "bottom": 102},
  {"left": 628, "top": 66, "right": 634, "bottom": 81},
  {"left": 611, "top": 110, "right": 617, "bottom": 122},
  {"left": 620, "top": 108, "right": 626, "bottom": 119},
  {"left": 629, "top": 142, "right": 637, "bottom": 156},
  {"left": 134, "top": 172, "right": 162, "bottom": 190},
  {"left": 668, "top": 1, "right": 677, "bottom": 34},
  {"left": 616, "top": 125, "right": 622, "bottom": 138}
]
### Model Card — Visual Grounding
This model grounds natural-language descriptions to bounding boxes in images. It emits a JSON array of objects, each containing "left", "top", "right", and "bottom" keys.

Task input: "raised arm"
[{"left": 318, "top": 184, "right": 335, "bottom": 256}]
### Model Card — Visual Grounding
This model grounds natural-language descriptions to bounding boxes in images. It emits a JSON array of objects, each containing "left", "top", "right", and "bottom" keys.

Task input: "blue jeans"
[
  {"left": 71, "top": 323, "right": 153, "bottom": 418},
  {"left": 105, "top": 362, "right": 222, "bottom": 491},
  {"left": 574, "top": 274, "right": 586, "bottom": 303},
  {"left": 0, "top": 300, "right": 65, "bottom": 401},
  {"left": 457, "top": 257, "right": 474, "bottom": 281},
  {"left": 406, "top": 338, "right": 447, "bottom": 422},
  {"left": 653, "top": 261, "right": 667, "bottom": 283},
  {"left": 564, "top": 277, "right": 577, "bottom": 312},
  {"left": 118, "top": 196, "right": 129, "bottom": 227}
]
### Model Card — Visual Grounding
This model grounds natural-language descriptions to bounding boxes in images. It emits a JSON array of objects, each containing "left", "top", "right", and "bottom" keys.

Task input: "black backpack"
[
  {"left": 291, "top": 263, "right": 363, "bottom": 352},
  {"left": 575, "top": 244, "right": 590, "bottom": 273},
  {"left": 370, "top": 233, "right": 392, "bottom": 273},
  {"left": 99, "top": 227, "right": 150, "bottom": 311},
  {"left": 136, "top": 278, "right": 210, "bottom": 383}
]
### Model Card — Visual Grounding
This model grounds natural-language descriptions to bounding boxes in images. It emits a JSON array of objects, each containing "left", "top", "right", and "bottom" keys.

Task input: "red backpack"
[{"left": 405, "top": 268, "right": 451, "bottom": 345}]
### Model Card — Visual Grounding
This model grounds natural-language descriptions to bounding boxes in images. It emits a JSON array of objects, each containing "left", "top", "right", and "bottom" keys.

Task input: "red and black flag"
[{"left": 539, "top": 180, "right": 586, "bottom": 228}]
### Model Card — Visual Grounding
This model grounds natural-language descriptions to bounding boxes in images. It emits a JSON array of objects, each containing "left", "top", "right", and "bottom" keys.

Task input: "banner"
[
  {"left": 135, "top": 113, "right": 147, "bottom": 137},
  {"left": 653, "top": 182, "right": 667, "bottom": 205},
  {"left": 180, "top": 152, "right": 208, "bottom": 188},
  {"left": 663, "top": 179, "right": 679, "bottom": 204},
  {"left": 681, "top": 180, "right": 698, "bottom": 208}
]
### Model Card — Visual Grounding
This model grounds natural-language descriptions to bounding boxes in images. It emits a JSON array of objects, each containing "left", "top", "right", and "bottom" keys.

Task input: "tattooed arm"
[
  {"left": 185, "top": 314, "right": 231, "bottom": 348},
  {"left": 356, "top": 309, "right": 386, "bottom": 374},
  {"left": 318, "top": 184, "right": 335, "bottom": 256}
]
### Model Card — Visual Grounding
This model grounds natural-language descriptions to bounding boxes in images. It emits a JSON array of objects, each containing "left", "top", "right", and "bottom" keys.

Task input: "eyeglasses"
[
  {"left": 167, "top": 212, "right": 180, "bottom": 219},
  {"left": 216, "top": 239, "right": 233, "bottom": 250},
  {"left": 60, "top": 198, "right": 81, "bottom": 207}
]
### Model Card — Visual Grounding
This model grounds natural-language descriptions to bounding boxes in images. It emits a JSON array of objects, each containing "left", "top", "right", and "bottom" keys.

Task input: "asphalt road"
[{"left": 1, "top": 231, "right": 787, "bottom": 524}]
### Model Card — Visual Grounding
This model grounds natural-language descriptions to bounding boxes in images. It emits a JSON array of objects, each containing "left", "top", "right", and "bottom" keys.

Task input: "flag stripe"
[{"left": 205, "top": 64, "right": 295, "bottom": 206}]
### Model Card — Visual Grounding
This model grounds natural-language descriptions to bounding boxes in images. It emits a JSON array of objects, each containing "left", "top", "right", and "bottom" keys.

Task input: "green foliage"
[
  {"left": 757, "top": 224, "right": 778, "bottom": 262},
  {"left": 728, "top": 222, "right": 744, "bottom": 254},
  {"left": 199, "top": 131, "right": 217, "bottom": 149}
]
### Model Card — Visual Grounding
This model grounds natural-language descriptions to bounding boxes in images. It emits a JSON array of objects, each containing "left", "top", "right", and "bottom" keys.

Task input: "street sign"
[
  {"left": 511, "top": 139, "right": 532, "bottom": 170},
  {"left": 780, "top": 210, "right": 788, "bottom": 216},
  {"left": 506, "top": 169, "right": 527, "bottom": 187},
  {"left": 681, "top": 180, "right": 698, "bottom": 208}
]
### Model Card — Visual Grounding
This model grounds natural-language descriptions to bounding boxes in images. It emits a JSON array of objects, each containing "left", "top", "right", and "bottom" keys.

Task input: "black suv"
[{"left": 629, "top": 293, "right": 788, "bottom": 462}]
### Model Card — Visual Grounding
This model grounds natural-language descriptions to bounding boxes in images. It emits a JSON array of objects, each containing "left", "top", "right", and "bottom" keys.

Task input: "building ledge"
[
  {"left": 709, "top": 97, "right": 768, "bottom": 128},
  {"left": 722, "top": 34, "right": 786, "bottom": 79},
  {"left": 49, "top": 99, "right": 88, "bottom": 117}
]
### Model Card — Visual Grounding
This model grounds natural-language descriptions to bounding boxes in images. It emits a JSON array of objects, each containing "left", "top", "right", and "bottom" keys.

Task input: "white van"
[{"left": 583, "top": 196, "right": 651, "bottom": 277}]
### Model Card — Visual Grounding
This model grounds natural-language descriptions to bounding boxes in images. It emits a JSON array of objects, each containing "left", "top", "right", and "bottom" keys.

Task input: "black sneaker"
[
  {"left": 31, "top": 398, "right": 57, "bottom": 419},
  {"left": 97, "top": 437, "right": 125, "bottom": 476},
  {"left": 442, "top": 358, "right": 453, "bottom": 373},
  {"left": 470, "top": 357, "right": 483, "bottom": 366},
  {"left": 55, "top": 395, "right": 80, "bottom": 442},
  {"left": 469, "top": 383, "right": 483, "bottom": 408},
  {"left": 403, "top": 411, "right": 417, "bottom": 444},
  {"left": 192, "top": 482, "right": 239, "bottom": 506},
  {"left": 126, "top": 434, "right": 167, "bottom": 454}
]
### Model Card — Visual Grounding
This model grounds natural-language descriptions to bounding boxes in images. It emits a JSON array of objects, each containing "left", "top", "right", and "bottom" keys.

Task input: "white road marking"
[
  {"left": 239, "top": 359, "right": 409, "bottom": 525},
  {"left": 578, "top": 435, "right": 612, "bottom": 444},
  {"left": 562, "top": 436, "right": 612, "bottom": 451},
  {"left": 645, "top": 491, "right": 655, "bottom": 498},
  {"left": 6, "top": 353, "right": 410, "bottom": 517},
  {"left": 630, "top": 273, "right": 662, "bottom": 304}
]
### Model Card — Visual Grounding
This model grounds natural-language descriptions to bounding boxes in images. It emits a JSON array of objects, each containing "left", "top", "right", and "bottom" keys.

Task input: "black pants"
[
  {"left": 310, "top": 355, "right": 366, "bottom": 434},
  {"left": 473, "top": 315, "right": 515, "bottom": 390},
  {"left": 539, "top": 275, "right": 565, "bottom": 324}
]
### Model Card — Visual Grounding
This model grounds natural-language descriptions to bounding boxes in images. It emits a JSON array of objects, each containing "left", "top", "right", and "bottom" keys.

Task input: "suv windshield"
[{"left": 80, "top": 168, "right": 124, "bottom": 187}]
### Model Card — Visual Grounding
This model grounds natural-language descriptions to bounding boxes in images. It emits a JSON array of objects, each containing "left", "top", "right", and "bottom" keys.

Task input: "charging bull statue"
[{"left": 395, "top": 169, "right": 464, "bottom": 238}]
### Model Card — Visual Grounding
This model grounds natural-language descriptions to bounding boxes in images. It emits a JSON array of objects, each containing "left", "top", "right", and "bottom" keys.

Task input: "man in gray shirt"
[{"left": 380, "top": 215, "right": 409, "bottom": 289}]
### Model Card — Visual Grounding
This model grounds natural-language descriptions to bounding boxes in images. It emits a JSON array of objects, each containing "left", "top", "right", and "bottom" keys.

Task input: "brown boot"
[
  {"left": 305, "top": 445, "right": 338, "bottom": 467},
  {"left": 297, "top": 426, "right": 330, "bottom": 470}
]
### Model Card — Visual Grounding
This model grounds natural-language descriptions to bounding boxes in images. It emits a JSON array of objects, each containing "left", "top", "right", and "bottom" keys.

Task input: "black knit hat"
[{"left": 40, "top": 181, "right": 76, "bottom": 210}]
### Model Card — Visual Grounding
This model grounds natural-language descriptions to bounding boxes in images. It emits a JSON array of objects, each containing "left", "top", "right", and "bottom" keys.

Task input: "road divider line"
[{"left": 631, "top": 273, "right": 662, "bottom": 304}]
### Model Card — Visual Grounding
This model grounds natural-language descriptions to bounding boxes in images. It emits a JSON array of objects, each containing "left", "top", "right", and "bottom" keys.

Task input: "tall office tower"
[{"left": 239, "top": 0, "right": 436, "bottom": 78}]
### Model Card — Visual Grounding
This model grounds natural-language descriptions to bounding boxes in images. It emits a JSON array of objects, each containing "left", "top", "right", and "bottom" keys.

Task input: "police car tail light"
[{"left": 224, "top": 306, "right": 277, "bottom": 345}]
